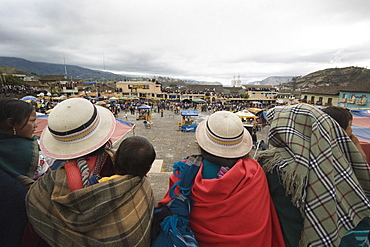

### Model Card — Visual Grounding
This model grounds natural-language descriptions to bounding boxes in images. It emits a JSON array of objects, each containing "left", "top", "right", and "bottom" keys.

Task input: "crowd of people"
[
  {"left": 0, "top": 96, "right": 369, "bottom": 246},
  {"left": 31, "top": 95, "right": 265, "bottom": 122},
  {"left": 0, "top": 84, "right": 36, "bottom": 97}
]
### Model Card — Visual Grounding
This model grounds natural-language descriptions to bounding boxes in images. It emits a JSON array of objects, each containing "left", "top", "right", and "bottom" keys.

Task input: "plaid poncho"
[
  {"left": 257, "top": 104, "right": 370, "bottom": 247},
  {"left": 26, "top": 167, "right": 154, "bottom": 247}
]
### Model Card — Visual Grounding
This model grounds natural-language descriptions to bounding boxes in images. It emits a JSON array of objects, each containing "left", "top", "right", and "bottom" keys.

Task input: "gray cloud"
[{"left": 1, "top": 0, "right": 370, "bottom": 84}]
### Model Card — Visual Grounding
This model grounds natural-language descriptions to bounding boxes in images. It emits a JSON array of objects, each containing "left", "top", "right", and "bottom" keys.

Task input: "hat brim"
[
  {"left": 196, "top": 120, "right": 253, "bottom": 158},
  {"left": 40, "top": 106, "right": 116, "bottom": 159}
]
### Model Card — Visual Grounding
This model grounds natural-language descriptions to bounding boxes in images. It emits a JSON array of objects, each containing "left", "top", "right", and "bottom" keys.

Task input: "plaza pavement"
[{"left": 116, "top": 108, "right": 269, "bottom": 204}]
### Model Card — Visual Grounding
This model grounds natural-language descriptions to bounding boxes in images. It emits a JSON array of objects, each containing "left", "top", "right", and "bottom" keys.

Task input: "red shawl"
[{"left": 159, "top": 158, "right": 285, "bottom": 247}]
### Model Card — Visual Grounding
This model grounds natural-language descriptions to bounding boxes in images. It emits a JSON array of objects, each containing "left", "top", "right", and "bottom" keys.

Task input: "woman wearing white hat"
[
  {"left": 157, "top": 111, "right": 285, "bottom": 246},
  {"left": 26, "top": 98, "right": 154, "bottom": 246}
]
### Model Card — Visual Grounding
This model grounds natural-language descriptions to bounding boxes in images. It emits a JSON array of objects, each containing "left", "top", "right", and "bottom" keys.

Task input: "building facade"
[
  {"left": 115, "top": 80, "right": 163, "bottom": 99},
  {"left": 300, "top": 86, "right": 340, "bottom": 107},
  {"left": 338, "top": 84, "right": 370, "bottom": 109}
]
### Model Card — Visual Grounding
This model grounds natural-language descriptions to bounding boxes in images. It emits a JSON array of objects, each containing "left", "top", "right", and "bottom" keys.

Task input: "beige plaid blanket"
[
  {"left": 257, "top": 104, "right": 370, "bottom": 246},
  {"left": 26, "top": 167, "right": 154, "bottom": 247}
]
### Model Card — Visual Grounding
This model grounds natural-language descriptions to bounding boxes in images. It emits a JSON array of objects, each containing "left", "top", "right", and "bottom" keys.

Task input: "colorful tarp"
[
  {"left": 35, "top": 114, "right": 135, "bottom": 148},
  {"left": 350, "top": 109, "right": 370, "bottom": 164}
]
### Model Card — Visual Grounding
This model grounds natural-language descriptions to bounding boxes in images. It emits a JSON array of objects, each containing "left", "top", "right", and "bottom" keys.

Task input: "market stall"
[
  {"left": 136, "top": 104, "right": 152, "bottom": 121},
  {"left": 178, "top": 110, "right": 199, "bottom": 132}
]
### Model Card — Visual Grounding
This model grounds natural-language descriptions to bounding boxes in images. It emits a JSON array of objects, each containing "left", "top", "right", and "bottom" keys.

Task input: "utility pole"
[{"left": 63, "top": 53, "right": 68, "bottom": 78}]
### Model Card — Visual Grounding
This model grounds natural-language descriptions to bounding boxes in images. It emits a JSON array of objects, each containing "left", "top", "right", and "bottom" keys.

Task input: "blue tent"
[
  {"left": 138, "top": 104, "right": 151, "bottom": 109},
  {"left": 350, "top": 109, "right": 370, "bottom": 141},
  {"left": 181, "top": 110, "right": 198, "bottom": 116},
  {"left": 180, "top": 110, "right": 198, "bottom": 132},
  {"left": 192, "top": 99, "right": 206, "bottom": 103},
  {"left": 21, "top": 96, "right": 37, "bottom": 101}
]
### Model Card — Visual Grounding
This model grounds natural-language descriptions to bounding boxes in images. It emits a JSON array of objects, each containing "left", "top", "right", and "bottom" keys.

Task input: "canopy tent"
[
  {"left": 181, "top": 99, "right": 192, "bottom": 103},
  {"left": 109, "top": 97, "right": 119, "bottom": 101},
  {"left": 181, "top": 110, "right": 199, "bottom": 116},
  {"left": 247, "top": 108, "right": 268, "bottom": 126},
  {"left": 248, "top": 108, "right": 264, "bottom": 115},
  {"left": 192, "top": 98, "right": 206, "bottom": 103},
  {"left": 137, "top": 104, "right": 151, "bottom": 110},
  {"left": 95, "top": 101, "right": 107, "bottom": 105},
  {"left": 35, "top": 115, "right": 135, "bottom": 150},
  {"left": 119, "top": 96, "right": 137, "bottom": 100},
  {"left": 21, "top": 96, "right": 37, "bottom": 101},
  {"left": 137, "top": 105, "right": 152, "bottom": 120},
  {"left": 260, "top": 111, "right": 268, "bottom": 124},
  {"left": 234, "top": 109, "right": 258, "bottom": 119}
]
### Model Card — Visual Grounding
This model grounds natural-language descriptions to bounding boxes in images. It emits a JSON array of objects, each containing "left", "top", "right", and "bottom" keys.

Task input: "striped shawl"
[
  {"left": 257, "top": 104, "right": 370, "bottom": 246},
  {"left": 26, "top": 167, "right": 154, "bottom": 247},
  {"left": 0, "top": 133, "right": 39, "bottom": 186}
]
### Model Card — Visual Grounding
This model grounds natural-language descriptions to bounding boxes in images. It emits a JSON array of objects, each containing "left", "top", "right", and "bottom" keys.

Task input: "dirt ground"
[{"left": 117, "top": 109, "right": 270, "bottom": 172}]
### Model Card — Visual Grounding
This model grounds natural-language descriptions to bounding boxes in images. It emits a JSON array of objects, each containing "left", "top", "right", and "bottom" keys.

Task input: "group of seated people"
[{"left": 0, "top": 97, "right": 369, "bottom": 246}]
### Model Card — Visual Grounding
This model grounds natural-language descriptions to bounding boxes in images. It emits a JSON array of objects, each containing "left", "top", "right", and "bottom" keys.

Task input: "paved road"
[{"left": 116, "top": 109, "right": 269, "bottom": 203}]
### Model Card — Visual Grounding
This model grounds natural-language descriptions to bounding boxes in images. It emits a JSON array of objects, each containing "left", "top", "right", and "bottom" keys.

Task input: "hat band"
[
  {"left": 205, "top": 121, "right": 244, "bottom": 147},
  {"left": 48, "top": 105, "right": 100, "bottom": 143}
]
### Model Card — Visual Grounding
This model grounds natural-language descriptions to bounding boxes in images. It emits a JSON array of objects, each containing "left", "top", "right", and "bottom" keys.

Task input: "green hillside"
[{"left": 287, "top": 66, "right": 370, "bottom": 89}]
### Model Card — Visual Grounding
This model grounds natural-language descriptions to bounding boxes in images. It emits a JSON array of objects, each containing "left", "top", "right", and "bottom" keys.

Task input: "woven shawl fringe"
[
  {"left": 298, "top": 234, "right": 310, "bottom": 247},
  {"left": 258, "top": 149, "right": 307, "bottom": 214}
]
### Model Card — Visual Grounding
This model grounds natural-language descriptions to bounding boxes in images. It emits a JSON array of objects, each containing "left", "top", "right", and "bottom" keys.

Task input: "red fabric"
[
  {"left": 353, "top": 116, "right": 370, "bottom": 128},
  {"left": 359, "top": 140, "right": 370, "bottom": 164},
  {"left": 35, "top": 118, "right": 133, "bottom": 145},
  {"left": 64, "top": 156, "right": 97, "bottom": 191},
  {"left": 22, "top": 222, "right": 50, "bottom": 247},
  {"left": 159, "top": 158, "right": 285, "bottom": 247}
]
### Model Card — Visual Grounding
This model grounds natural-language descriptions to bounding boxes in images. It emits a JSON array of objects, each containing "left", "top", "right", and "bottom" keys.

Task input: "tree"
[{"left": 3, "top": 75, "right": 25, "bottom": 85}]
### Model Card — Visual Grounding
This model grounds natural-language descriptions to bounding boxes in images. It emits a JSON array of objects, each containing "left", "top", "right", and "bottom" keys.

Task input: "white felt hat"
[
  {"left": 196, "top": 111, "right": 252, "bottom": 158},
  {"left": 40, "top": 98, "right": 116, "bottom": 159}
]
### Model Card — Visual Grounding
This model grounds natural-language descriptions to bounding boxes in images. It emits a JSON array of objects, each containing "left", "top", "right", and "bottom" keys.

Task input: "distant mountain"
[
  {"left": 285, "top": 66, "right": 370, "bottom": 89},
  {"left": 0, "top": 57, "right": 221, "bottom": 86},
  {"left": 0, "top": 57, "right": 128, "bottom": 81},
  {"left": 244, "top": 76, "right": 294, "bottom": 85}
]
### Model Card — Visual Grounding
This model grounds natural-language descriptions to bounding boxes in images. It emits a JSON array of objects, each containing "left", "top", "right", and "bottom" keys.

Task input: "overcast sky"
[{"left": 1, "top": 0, "right": 370, "bottom": 85}]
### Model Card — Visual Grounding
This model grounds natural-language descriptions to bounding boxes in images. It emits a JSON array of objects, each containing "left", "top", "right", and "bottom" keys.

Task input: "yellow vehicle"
[
  {"left": 234, "top": 109, "right": 259, "bottom": 134},
  {"left": 247, "top": 107, "right": 264, "bottom": 115}
]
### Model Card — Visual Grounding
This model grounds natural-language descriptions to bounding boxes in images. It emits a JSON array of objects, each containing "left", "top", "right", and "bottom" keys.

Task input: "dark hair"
[
  {"left": 87, "top": 140, "right": 112, "bottom": 156},
  {"left": 0, "top": 98, "right": 34, "bottom": 129},
  {"left": 321, "top": 106, "right": 353, "bottom": 129},
  {"left": 114, "top": 136, "right": 156, "bottom": 177}
]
